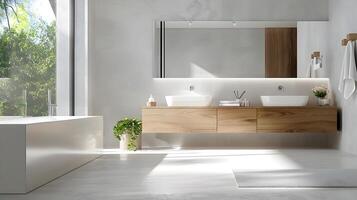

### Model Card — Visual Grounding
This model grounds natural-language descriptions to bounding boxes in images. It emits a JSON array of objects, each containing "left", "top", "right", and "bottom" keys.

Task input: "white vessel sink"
[
  {"left": 165, "top": 95, "right": 212, "bottom": 107},
  {"left": 261, "top": 96, "right": 309, "bottom": 107}
]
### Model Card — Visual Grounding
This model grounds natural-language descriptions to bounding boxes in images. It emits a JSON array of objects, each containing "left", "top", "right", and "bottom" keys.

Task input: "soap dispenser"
[{"left": 146, "top": 94, "right": 157, "bottom": 107}]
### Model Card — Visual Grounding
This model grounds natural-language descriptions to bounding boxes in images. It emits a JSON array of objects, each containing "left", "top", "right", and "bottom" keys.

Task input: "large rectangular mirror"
[{"left": 154, "top": 21, "right": 328, "bottom": 78}]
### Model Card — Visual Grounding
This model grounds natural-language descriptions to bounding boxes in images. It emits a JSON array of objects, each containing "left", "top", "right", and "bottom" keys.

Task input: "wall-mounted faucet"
[
  {"left": 189, "top": 85, "right": 194, "bottom": 92},
  {"left": 278, "top": 85, "right": 285, "bottom": 92}
]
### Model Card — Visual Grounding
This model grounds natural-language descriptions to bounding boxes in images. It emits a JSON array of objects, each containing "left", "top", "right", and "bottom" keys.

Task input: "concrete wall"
[
  {"left": 75, "top": 0, "right": 89, "bottom": 116},
  {"left": 328, "top": 0, "right": 357, "bottom": 154},
  {"left": 297, "top": 21, "right": 329, "bottom": 78},
  {"left": 88, "top": 0, "right": 329, "bottom": 148}
]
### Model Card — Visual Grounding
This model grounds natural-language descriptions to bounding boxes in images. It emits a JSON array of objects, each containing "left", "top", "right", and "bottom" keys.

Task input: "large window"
[{"left": 0, "top": 0, "right": 56, "bottom": 116}]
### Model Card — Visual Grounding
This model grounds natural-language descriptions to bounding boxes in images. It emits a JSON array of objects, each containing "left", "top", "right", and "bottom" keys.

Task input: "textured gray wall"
[
  {"left": 328, "top": 0, "right": 357, "bottom": 154},
  {"left": 297, "top": 22, "right": 329, "bottom": 78},
  {"left": 88, "top": 0, "right": 329, "bottom": 148}
]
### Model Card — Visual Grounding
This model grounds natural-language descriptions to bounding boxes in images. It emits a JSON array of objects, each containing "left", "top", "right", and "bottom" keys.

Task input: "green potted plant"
[
  {"left": 312, "top": 85, "right": 329, "bottom": 106},
  {"left": 113, "top": 118, "right": 142, "bottom": 151}
]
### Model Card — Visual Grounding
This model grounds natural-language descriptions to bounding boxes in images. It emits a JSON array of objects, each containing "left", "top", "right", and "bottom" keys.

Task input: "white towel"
[
  {"left": 306, "top": 57, "right": 322, "bottom": 78},
  {"left": 338, "top": 41, "right": 357, "bottom": 99},
  {"left": 313, "top": 57, "right": 322, "bottom": 70}
]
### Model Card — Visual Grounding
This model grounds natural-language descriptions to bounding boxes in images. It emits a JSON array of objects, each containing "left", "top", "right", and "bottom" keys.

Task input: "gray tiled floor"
[{"left": 2, "top": 149, "right": 357, "bottom": 200}]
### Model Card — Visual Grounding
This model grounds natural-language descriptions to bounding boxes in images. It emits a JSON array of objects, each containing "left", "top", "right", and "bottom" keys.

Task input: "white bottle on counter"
[{"left": 146, "top": 94, "right": 157, "bottom": 107}]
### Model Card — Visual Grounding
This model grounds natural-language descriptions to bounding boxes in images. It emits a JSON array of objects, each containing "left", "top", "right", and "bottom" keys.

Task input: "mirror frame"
[{"left": 154, "top": 20, "right": 299, "bottom": 79}]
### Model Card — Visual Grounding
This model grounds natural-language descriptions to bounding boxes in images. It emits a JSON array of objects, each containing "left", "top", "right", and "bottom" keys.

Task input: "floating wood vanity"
[{"left": 142, "top": 106, "right": 337, "bottom": 134}]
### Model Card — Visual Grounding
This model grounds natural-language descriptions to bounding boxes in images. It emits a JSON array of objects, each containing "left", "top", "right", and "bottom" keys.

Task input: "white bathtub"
[
  {"left": 0, "top": 116, "right": 24, "bottom": 121},
  {"left": 0, "top": 116, "right": 94, "bottom": 124},
  {"left": 0, "top": 116, "right": 103, "bottom": 194}
]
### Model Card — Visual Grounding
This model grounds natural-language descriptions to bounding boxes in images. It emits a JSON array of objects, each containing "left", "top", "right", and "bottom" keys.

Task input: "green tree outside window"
[{"left": 0, "top": 1, "right": 56, "bottom": 116}]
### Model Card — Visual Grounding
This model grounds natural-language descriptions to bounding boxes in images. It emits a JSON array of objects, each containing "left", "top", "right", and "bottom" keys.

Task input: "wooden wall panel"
[
  {"left": 265, "top": 28, "right": 297, "bottom": 78},
  {"left": 217, "top": 109, "right": 257, "bottom": 133}
]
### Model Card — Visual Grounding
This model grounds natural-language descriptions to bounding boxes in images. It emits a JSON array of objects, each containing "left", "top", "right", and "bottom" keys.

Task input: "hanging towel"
[
  {"left": 313, "top": 57, "right": 322, "bottom": 70},
  {"left": 306, "top": 57, "right": 322, "bottom": 78},
  {"left": 338, "top": 41, "right": 357, "bottom": 99}
]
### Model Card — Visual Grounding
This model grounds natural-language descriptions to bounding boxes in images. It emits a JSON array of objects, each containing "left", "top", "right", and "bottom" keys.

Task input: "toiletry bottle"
[{"left": 146, "top": 94, "right": 157, "bottom": 107}]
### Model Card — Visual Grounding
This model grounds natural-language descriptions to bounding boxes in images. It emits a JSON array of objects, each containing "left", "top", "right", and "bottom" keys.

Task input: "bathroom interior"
[{"left": 1, "top": 0, "right": 357, "bottom": 199}]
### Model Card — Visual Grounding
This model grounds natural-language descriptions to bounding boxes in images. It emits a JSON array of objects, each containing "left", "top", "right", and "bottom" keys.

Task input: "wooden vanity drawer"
[
  {"left": 142, "top": 106, "right": 337, "bottom": 134},
  {"left": 257, "top": 107, "right": 337, "bottom": 133},
  {"left": 217, "top": 109, "right": 257, "bottom": 133},
  {"left": 142, "top": 108, "right": 217, "bottom": 133}
]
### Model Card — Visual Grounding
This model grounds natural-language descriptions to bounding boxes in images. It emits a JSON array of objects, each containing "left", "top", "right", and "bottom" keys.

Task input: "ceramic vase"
[
  {"left": 120, "top": 133, "right": 129, "bottom": 151},
  {"left": 317, "top": 98, "right": 329, "bottom": 106}
]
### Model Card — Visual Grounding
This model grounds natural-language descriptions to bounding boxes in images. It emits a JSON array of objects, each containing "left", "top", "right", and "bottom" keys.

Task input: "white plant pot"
[
  {"left": 120, "top": 133, "right": 129, "bottom": 151},
  {"left": 119, "top": 134, "right": 142, "bottom": 151},
  {"left": 317, "top": 98, "right": 329, "bottom": 106}
]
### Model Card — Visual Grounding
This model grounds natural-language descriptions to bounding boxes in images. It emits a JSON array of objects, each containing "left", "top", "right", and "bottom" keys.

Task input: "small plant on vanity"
[
  {"left": 312, "top": 86, "right": 329, "bottom": 106},
  {"left": 113, "top": 118, "right": 142, "bottom": 151}
]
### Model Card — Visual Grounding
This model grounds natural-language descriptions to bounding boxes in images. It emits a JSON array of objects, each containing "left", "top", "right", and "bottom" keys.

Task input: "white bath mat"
[{"left": 233, "top": 169, "right": 357, "bottom": 188}]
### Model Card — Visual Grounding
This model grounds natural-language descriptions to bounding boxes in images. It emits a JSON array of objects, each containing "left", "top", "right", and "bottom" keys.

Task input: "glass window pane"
[{"left": 0, "top": 0, "right": 56, "bottom": 116}]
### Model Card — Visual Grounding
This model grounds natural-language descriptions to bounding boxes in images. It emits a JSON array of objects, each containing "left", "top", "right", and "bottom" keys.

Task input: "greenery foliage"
[
  {"left": 113, "top": 118, "right": 142, "bottom": 151},
  {"left": 0, "top": 0, "right": 20, "bottom": 29},
  {"left": 0, "top": 1, "right": 56, "bottom": 116},
  {"left": 312, "top": 86, "right": 328, "bottom": 99}
]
